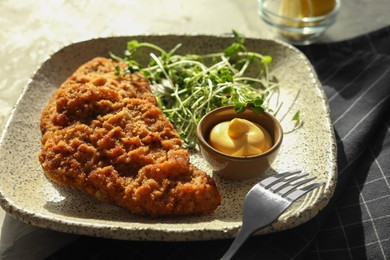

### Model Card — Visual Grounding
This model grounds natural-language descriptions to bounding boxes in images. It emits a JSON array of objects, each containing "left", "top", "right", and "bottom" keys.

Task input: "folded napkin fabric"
[{"left": 299, "top": 26, "right": 390, "bottom": 260}]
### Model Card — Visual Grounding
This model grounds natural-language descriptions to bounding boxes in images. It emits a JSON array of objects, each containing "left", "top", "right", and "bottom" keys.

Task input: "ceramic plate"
[{"left": 0, "top": 35, "right": 337, "bottom": 241}]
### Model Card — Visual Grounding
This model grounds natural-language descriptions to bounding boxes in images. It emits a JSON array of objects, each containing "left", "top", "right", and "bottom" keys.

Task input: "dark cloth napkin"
[{"left": 45, "top": 27, "right": 390, "bottom": 260}]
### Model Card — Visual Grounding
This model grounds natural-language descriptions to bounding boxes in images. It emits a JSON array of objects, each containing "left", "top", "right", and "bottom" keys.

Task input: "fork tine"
[
  {"left": 260, "top": 170, "right": 301, "bottom": 188},
  {"left": 276, "top": 176, "right": 317, "bottom": 196},
  {"left": 285, "top": 182, "right": 325, "bottom": 202},
  {"left": 269, "top": 172, "right": 310, "bottom": 192}
]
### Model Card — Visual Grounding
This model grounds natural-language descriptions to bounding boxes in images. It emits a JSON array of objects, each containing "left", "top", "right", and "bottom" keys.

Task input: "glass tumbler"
[{"left": 258, "top": 0, "right": 340, "bottom": 45}]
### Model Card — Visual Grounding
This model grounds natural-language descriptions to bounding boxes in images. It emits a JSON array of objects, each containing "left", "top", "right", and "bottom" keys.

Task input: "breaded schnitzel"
[{"left": 39, "top": 57, "right": 221, "bottom": 217}]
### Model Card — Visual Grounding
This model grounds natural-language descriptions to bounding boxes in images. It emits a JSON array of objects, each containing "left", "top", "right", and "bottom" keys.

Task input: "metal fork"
[{"left": 220, "top": 170, "right": 324, "bottom": 260}]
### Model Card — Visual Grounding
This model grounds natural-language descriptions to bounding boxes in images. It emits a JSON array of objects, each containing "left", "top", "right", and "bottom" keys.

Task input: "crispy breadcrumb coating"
[{"left": 39, "top": 58, "right": 221, "bottom": 217}]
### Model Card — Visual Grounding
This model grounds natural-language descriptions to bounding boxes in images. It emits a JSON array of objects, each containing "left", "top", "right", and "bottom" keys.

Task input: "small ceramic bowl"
[{"left": 197, "top": 106, "right": 283, "bottom": 180}]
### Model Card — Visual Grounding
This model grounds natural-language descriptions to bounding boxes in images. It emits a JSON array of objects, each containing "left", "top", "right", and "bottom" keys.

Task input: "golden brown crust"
[
  {"left": 68, "top": 57, "right": 157, "bottom": 105},
  {"left": 40, "top": 57, "right": 156, "bottom": 134},
  {"left": 39, "top": 57, "right": 221, "bottom": 217}
]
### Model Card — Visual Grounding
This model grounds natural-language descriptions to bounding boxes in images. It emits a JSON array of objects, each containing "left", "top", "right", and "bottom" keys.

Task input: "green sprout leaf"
[
  {"left": 127, "top": 40, "right": 140, "bottom": 51},
  {"left": 292, "top": 110, "right": 300, "bottom": 121}
]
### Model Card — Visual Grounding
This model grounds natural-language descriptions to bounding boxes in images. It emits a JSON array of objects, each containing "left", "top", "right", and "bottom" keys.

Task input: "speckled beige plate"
[{"left": 0, "top": 35, "right": 337, "bottom": 241}]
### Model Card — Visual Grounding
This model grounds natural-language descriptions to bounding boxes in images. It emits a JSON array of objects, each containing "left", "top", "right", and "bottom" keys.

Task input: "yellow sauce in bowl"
[{"left": 209, "top": 118, "right": 273, "bottom": 156}]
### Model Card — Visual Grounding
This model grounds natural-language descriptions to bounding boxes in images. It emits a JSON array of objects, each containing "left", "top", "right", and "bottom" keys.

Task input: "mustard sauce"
[{"left": 209, "top": 118, "right": 273, "bottom": 156}]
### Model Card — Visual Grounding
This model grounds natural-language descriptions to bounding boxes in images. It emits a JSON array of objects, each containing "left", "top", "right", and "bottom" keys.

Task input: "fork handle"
[{"left": 220, "top": 225, "right": 253, "bottom": 260}]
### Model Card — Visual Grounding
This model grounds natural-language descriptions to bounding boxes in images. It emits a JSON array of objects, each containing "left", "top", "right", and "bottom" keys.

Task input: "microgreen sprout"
[
  {"left": 292, "top": 110, "right": 303, "bottom": 129},
  {"left": 111, "top": 31, "right": 278, "bottom": 148}
]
